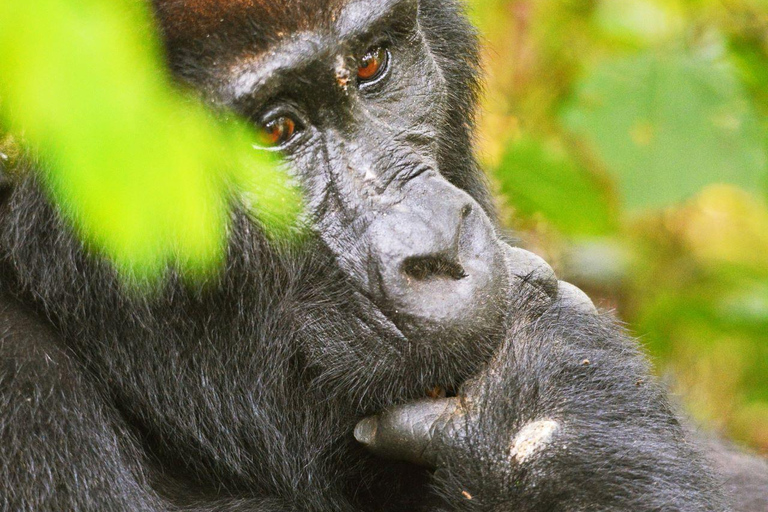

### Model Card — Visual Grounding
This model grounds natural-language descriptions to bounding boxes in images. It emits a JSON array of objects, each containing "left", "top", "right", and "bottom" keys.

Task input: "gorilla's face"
[
  {"left": 143, "top": 0, "right": 552, "bottom": 404},
  {"left": 207, "top": 0, "right": 510, "bottom": 353}
]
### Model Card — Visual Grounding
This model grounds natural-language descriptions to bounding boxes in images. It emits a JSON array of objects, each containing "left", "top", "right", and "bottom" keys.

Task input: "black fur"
[{"left": 0, "top": 1, "right": 765, "bottom": 510}]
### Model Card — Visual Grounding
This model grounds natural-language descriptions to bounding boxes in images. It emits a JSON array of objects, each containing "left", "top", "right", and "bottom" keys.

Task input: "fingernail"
[{"left": 354, "top": 416, "right": 378, "bottom": 446}]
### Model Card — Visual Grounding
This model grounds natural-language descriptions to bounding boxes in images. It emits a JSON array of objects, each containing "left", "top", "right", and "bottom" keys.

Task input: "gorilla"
[{"left": 1, "top": 0, "right": 766, "bottom": 510}]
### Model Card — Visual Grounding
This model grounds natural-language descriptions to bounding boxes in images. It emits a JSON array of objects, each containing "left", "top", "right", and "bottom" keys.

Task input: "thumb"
[{"left": 354, "top": 397, "right": 466, "bottom": 468}]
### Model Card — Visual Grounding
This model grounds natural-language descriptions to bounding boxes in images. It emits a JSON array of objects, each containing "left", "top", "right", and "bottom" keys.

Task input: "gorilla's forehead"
[
  {"left": 154, "top": 0, "right": 345, "bottom": 49},
  {"left": 224, "top": 0, "right": 417, "bottom": 101},
  {"left": 155, "top": 0, "right": 412, "bottom": 55}
]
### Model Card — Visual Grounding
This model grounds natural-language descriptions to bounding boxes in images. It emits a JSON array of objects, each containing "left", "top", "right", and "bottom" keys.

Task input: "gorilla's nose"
[
  {"left": 367, "top": 175, "right": 508, "bottom": 339},
  {"left": 396, "top": 203, "right": 472, "bottom": 283},
  {"left": 400, "top": 253, "right": 467, "bottom": 283}
]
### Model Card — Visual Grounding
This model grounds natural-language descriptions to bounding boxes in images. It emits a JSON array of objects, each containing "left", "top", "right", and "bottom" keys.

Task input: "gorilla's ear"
[
  {"left": 0, "top": 134, "right": 17, "bottom": 194},
  {"left": 0, "top": 155, "right": 7, "bottom": 187},
  {"left": 0, "top": 146, "right": 13, "bottom": 200},
  {"left": 0, "top": 151, "right": 9, "bottom": 191}
]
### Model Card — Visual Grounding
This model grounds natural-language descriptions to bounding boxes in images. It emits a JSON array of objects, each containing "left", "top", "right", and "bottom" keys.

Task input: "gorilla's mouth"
[
  {"left": 351, "top": 237, "right": 564, "bottom": 354},
  {"left": 353, "top": 287, "right": 409, "bottom": 342}
]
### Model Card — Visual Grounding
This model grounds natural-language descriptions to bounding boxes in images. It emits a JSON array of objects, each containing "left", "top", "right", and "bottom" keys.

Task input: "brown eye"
[
  {"left": 357, "top": 46, "right": 389, "bottom": 83},
  {"left": 259, "top": 116, "right": 297, "bottom": 147}
]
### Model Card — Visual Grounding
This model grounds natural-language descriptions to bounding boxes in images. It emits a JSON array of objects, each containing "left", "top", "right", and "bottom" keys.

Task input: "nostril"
[{"left": 401, "top": 255, "right": 467, "bottom": 282}]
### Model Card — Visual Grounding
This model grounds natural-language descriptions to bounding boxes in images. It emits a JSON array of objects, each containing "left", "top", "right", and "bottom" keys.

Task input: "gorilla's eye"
[
  {"left": 357, "top": 46, "right": 389, "bottom": 84},
  {"left": 259, "top": 116, "right": 298, "bottom": 147}
]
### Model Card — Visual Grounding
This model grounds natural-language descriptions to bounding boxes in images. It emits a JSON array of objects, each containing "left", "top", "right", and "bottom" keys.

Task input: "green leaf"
[
  {"left": 594, "top": 0, "right": 683, "bottom": 45},
  {"left": 0, "top": 0, "right": 301, "bottom": 283},
  {"left": 496, "top": 135, "right": 616, "bottom": 236},
  {"left": 562, "top": 52, "right": 768, "bottom": 209}
]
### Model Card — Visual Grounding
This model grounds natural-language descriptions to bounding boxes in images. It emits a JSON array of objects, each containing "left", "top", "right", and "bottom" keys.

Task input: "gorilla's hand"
[
  {"left": 353, "top": 246, "right": 597, "bottom": 469},
  {"left": 353, "top": 247, "right": 728, "bottom": 511}
]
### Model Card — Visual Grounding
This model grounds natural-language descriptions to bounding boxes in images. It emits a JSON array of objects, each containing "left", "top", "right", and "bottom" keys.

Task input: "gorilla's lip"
[{"left": 349, "top": 287, "right": 409, "bottom": 343}]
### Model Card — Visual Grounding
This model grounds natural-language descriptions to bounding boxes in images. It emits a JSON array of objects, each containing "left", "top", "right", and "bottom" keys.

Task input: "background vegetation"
[{"left": 468, "top": 0, "right": 768, "bottom": 454}]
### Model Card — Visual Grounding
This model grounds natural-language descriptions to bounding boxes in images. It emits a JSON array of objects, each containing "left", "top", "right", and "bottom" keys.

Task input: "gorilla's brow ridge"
[
  {"left": 335, "top": 0, "right": 416, "bottom": 40},
  {"left": 228, "top": 0, "right": 415, "bottom": 102}
]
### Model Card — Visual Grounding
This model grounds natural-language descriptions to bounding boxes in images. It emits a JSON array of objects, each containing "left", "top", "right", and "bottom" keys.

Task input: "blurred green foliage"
[
  {"left": 0, "top": 0, "right": 301, "bottom": 283},
  {"left": 468, "top": 0, "right": 768, "bottom": 453}
]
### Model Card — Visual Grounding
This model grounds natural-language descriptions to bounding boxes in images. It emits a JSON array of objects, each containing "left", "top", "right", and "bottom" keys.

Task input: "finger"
[
  {"left": 502, "top": 246, "right": 559, "bottom": 300},
  {"left": 354, "top": 398, "right": 464, "bottom": 468},
  {"left": 556, "top": 280, "right": 597, "bottom": 315}
]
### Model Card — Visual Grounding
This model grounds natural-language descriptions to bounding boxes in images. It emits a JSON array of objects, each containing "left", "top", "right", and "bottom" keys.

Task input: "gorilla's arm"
[
  {"left": 0, "top": 294, "right": 163, "bottom": 510},
  {"left": 0, "top": 295, "right": 301, "bottom": 512},
  {"left": 356, "top": 292, "right": 729, "bottom": 511}
]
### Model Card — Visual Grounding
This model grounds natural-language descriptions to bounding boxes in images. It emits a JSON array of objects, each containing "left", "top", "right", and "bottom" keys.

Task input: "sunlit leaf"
[
  {"left": 0, "top": 0, "right": 301, "bottom": 283},
  {"left": 595, "top": 0, "right": 683, "bottom": 45}
]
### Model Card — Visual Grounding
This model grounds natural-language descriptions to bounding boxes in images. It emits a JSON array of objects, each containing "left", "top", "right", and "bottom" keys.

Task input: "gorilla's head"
[
  {"left": 159, "top": 0, "right": 515, "bottom": 353},
  {"left": 1, "top": 0, "right": 556, "bottom": 416}
]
